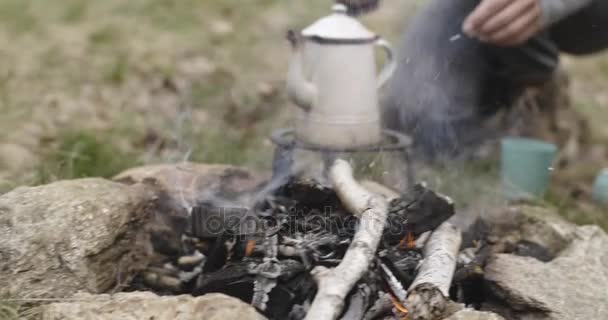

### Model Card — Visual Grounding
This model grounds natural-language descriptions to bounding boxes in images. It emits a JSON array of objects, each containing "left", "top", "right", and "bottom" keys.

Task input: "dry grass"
[
  {"left": 0, "top": 0, "right": 328, "bottom": 189},
  {"left": 0, "top": 298, "right": 41, "bottom": 320},
  {"left": 0, "top": 1, "right": 415, "bottom": 190}
]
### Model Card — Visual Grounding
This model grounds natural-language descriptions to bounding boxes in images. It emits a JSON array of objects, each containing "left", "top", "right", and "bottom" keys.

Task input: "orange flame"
[
  {"left": 399, "top": 231, "right": 416, "bottom": 249},
  {"left": 389, "top": 293, "right": 409, "bottom": 318},
  {"left": 245, "top": 240, "right": 256, "bottom": 257}
]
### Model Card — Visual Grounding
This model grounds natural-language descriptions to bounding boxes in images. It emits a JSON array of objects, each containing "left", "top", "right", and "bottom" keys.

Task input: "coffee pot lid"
[{"left": 301, "top": 4, "right": 377, "bottom": 42}]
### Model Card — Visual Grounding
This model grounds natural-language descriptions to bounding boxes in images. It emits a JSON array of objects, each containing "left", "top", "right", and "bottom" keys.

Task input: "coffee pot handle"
[{"left": 375, "top": 38, "right": 396, "bottom": 89}]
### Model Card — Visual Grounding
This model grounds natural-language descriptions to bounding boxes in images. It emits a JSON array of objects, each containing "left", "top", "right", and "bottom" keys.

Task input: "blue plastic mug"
[
  {"left": 592, "top": 169, "right": 608, "bottom": 206},
  {"left": 501, "top": 137, "right": 557, "bottom": 201}
]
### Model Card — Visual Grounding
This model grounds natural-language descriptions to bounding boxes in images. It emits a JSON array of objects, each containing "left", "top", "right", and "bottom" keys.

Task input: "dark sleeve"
[
  {"left": 540, "top": 0, "right": 593, "bottom": 26},
  {"left": 336, "top": 0, "right": 380, "bottom": 15}
]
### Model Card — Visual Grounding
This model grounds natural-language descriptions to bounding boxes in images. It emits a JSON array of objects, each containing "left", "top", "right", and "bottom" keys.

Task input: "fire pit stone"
[
  {"left": 0, "top": 178, "right": 156, "bottom": 299},
  {"left": 485, "top": 224, "right": 608, "bottom": 320},
  {"left": 4, "top": 159, "right": 605, "bottom": 320},
  {"left": 41, "top": 292, "right": 266, "bottom": 320},
  {"left": 114, "top": 162, "right": 269, "bottom": 208},
  {"left": 445, "top": 309, "right": 505, "bottom": 320}
]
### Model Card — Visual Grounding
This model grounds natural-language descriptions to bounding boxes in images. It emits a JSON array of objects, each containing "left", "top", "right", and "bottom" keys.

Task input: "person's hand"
[{"left": 463, "top": 0, "right": 542, "bottom": 46}]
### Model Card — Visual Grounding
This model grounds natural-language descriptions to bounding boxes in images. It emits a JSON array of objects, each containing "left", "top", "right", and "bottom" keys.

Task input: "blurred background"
[
  {"left": 0, "top": 0, "right": 404, "bottom": 189},
  {"left": 0, "top": 0, "right": 606, "bottom": 227}
]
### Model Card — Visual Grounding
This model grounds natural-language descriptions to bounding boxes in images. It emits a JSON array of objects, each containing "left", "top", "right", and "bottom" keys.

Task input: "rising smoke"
[{"left": 383, "top": 0, "right": 502, "bottom": 160}]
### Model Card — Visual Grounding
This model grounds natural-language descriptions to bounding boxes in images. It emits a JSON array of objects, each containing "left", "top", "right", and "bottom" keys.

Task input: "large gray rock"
[
  {"left": 485, "top": 223, "right": 608, "bottom": 320},
  {"left": 510, "top": 206, "right": 579, "bottom": 256},
  {"left": 0, "top": 179, "right": 156, "bottom": 298},
  {"left": 446, "top": 309, "right": 505, "bottom": 320},
  {"left": 489, "top": 205, "right": 579, "bottom": 257},
  {"left": 41, "top": 292, "right": 266, "bottom": 320},
  {"left": 114, "top": 162, "right": 268, "bottom": 208}
]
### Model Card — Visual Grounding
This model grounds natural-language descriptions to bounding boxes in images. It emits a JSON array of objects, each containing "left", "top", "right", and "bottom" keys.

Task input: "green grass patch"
[
  {"left": 36, "top": 131, "right": 140, "bottom": 183},
  {"left": 112, "top": 0, "right": 203, "bottom": 31},
  {"left": 187, "top": 124, "right": 272, "bottom": 168},
  {"left": 88, "top": 25, "right": 122, "bottom": 47},
  {"left": 538, "top": 195, "right": 608, "bottom": 231},
  {"left": 189, "top": 70, "right": 236, "bottom": 110},
  {"left": 61, "top": 1, "right": 89, "bottom": 24},
  {"left": 0, "top": 1, "right": 39, "bottom": 34},
  {"left": 416, "top": 158, "right": 502, "bottom": 208},
  {"left": 103, "top": 54, "right": 130, "bottom": 85},
  {"left": 0, "top": 298, "right": 40, "bottom": 320},
  {"left": 0, "top": 301, "right": 19, "bottom": 320},
  {"left": 600, "top": 59, "right": 608, "bottom": 77}
]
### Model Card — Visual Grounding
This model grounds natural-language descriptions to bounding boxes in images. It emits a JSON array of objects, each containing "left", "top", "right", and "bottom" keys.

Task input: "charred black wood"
[
  {"left": 384, "top": 183, "right": 454, "bottom": 245},
  {"left": 339, "top": 280, "right": 377, "bottom": 320},
  {"left": 133, "top": 176, "right": 468, "bottom": 320},
  {"left": 453, "top": 227, "right": 493, "bottom": 308},
  {"left": 194, "top": 258, "right": 313, "bottom": 319},
  {"left": 266, "top": 279, "right": 310, "bottom": 319},
  {"left": 379, "top": 248, "right": 422, "bottom": 289},
  {"left": 202, "top": 231, "right": 233, "bottom": 273},
  {"left": 191, "top": 204, "right": 258, "bottom": 239},
  {"left": 288, "top": 304, "right": 309, "bottom": 320},
  {"left": 452, "top": 255, "right": 487, "bottom": 309},
  {"left": 382, "top": 211, "right": 409, "bottom": 245},
  {"left": 362, "top": 292, "right": 394, "bottom": 320},
  {"left": 150, "top": 228, "right": 186, "bottom": 259},
  {"left": 276, "top": 178, "right": 341, "bottom": 208},
  {"left": 461, "top": 218, "right": 492, "bottom": 249},
  {"left": 194, "top": 259, "right": 256, "bottom": 301},
  {"left": 400, "top": 183, "right": 455, "bottom": 236},
  {"left": 511, "top": 240, "right": 554, "bottom": 262},
  {"left": 455, "top": 244, "right": 492, "bottom": 280}
]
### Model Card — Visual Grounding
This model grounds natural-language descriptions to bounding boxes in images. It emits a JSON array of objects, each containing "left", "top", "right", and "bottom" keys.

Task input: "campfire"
[
  {"left": 125, "top": 7, "right": 507, "bottom": 319},
  {"left": 4, "top": 158, "right": 604, "bottom": 320},
  {"left": 113, "top": 5, "right": 604, "bottom": 320},
  {"left": 126, "top": 158, "right": 467, "bottom": 320},
  {"left": 122, "top": 156, "right": 593, "bottom": 320}
]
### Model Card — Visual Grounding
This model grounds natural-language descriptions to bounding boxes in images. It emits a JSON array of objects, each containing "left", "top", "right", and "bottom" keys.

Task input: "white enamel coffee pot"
[{"left": 287, "top": 4, "right": 396, "bottom": 149}]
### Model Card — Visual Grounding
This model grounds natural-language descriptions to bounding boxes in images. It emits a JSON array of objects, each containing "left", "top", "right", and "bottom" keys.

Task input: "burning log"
[
  {"left": 305, "top": 159, "right": 389, "bottom": 320},
  {"left": 406, "top": 222, "right": 462, "bottom": 320},
  {"left": 361, "top": 180, "right": 400, "bottom": 201}
]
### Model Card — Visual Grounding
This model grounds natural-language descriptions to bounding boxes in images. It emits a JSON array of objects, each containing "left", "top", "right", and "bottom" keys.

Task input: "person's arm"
[
  {"left": 463, "top": 0, "right": 593, "bottom": 46},
  {"left": 540, "top": 0, "right": 593, "bottom": 26}
]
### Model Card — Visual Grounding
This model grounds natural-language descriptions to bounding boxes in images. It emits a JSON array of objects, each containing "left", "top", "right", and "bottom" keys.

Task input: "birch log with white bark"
[
  {"left": 304, "top": 160, "right": 389, "bottom": 320},
  {"left": 406, "top": 222, "right": 462, "bottom": 320}
]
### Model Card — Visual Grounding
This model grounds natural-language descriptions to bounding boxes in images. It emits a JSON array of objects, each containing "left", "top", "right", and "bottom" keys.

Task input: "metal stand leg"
[
  {"left": 321, "top": 151, "right": 339, "bottom": 180},
  {"left": 272, "top": 143, "right": 295, "bottom": 181},
  {"left": 402, "top": 148, "right": 415, "bottom": 189}
]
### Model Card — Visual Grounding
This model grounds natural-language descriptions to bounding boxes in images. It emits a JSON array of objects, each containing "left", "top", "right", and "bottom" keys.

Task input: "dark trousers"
[{"left": 385, "top": 0, "right": 608, "bottom": 158}]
